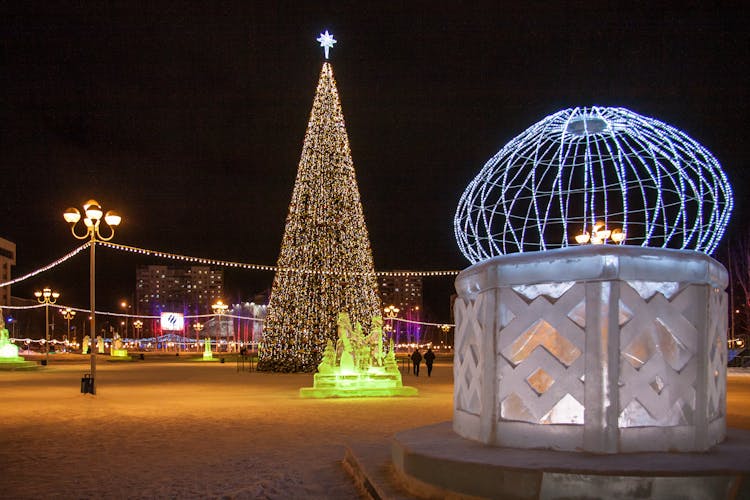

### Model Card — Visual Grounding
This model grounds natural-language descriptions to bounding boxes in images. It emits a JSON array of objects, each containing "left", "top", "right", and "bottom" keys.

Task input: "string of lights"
[
  {"left": 392, "top": 317, "right": 455, "bottom": 328},
  {"left": 99, "top": 241, "right": 458, "bottom": 277},
  {"left": 0, "top": 303, "right": 265, "bottom": 322},
  {"left": 0, "top": 241, "right": 457, "bottom": 293},
  {"left": 455, "top": 106, "right": 733, "bottom": 261},
  {"left": 0, "top": 242, "right": 90, "bottom": 288},
  {"left": 2, "top": 303, "right": 449, "bottom": 331}
]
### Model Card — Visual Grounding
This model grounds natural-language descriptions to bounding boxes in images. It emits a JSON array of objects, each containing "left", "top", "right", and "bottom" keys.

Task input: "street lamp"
[
  {"left": 440, "top": 324, "right": 451, "bottom": 347},
  {"left": 133, "top": 320, "right": 143, "bottom": 348},
  {"left": 35, "top": 288, "right": 60, "bottom": 364},
  {"left": 193, "top": 321, "right": 204, "bottom": 351},
  {"left": 64, "top": 199, "right": 121, "bottom": 394},
  {"left": 212, "top": 300, "right": 228, "bottom": 352},
  {"left": 384, "top": 304, "right": 400, "bottom": 344},
  {"left": 60, "top": 307, "right": 76, "bottom": 351}
]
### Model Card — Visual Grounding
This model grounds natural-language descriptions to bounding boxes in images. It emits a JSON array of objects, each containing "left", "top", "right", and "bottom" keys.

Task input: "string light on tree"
[{"left": 258, "top": 33, "right": 381, "bottom": 372}]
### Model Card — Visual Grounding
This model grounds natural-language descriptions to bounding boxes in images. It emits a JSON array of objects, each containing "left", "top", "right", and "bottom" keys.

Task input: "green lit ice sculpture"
[
  {"left": 202, "top": 337, "right": 213, "bottom": 361},
  {"left": 300, "top": 313, "right": 417, "bottom": 398},
  {"left": 0, "top": 308, "right": 38, "bottom": 370},
  {"left": 109, "top": 334, "right": 131, "bottom": 360}
]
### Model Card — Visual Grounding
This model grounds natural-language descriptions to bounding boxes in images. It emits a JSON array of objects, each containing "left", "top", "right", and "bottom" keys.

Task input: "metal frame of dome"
[{"left": 454, "top": 106, "right": 733, "bottom": 263}]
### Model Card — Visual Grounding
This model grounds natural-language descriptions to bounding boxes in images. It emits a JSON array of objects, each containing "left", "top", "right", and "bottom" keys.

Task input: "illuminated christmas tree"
[{"left": 258, "top": 33, "right": 381, "bottom": 372}]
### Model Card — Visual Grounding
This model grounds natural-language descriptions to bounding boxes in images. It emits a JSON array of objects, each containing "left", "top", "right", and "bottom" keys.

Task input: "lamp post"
[
  {"left": 64, "top": 199, "right": 121, "bottom": 394},
  {"left": 133, "top": 319, "right": 143, "bottom": 350},
  {"left": 440, "top": 324, "right": 451, "bottom": 348},
  {"left": 35, "top": 288, "right": 60, "bottom": 364},
  {"left": 384, "top": 304, "right": 400, "bottom": 345},
  {"left": 193, "top": 322, "right": 204, "bottom": 351},
  {"left": 120, "top": 300, "right": 131, "bottom": 338},
  {"left": 211, "top": 300, "right": 228, "bottom": 353},
  {"left": 60, "top": 307, "right": 76, "bottom": 352}
]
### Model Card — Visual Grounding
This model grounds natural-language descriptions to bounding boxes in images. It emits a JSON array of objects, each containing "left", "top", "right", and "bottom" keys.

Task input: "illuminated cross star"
[{"left": 317, "top": 30, "right": 337, "bottom": 59}]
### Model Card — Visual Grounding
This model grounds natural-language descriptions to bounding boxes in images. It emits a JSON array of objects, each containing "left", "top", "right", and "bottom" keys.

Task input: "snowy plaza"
[
  {"left": 0, "top": 355, "right": 452, "bottom": 498},
  {"left": 2, "top": 357, "right": 750, "bottom": 498}
]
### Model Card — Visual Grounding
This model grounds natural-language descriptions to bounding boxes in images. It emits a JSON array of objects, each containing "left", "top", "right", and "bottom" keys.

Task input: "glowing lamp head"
[
  {"left": 104, "top": 210, "right": 121, "bottom": 226},
  {"left": 212, "top": 300, "right": 228, "bottom": 314},
  {"left": 34, "top": 291, "right": 43, "bottom": 298},
  {"left": 63, "top": 207, "right": 81, "bottom": 224},
  {"left": 574, "top": 232, "right": 590, "bottom": 244},
  {"left": 84, "top": 200, "right": 103, "bottom": 221}
]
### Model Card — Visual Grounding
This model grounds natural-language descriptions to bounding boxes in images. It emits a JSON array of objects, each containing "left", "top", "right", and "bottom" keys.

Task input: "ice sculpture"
[
  {"left": 0, "top": 309, "right": 36, "bottom": 369},
  {"left": 81, "top": 334, "right": 90, "bottom": 354},
  {"left": 96, "top": 336, "right": 105, "bottom": 354},
  {"left": 453, "top": 108, "right": 731, "bottom": 453},
  {"left": 202, "top": 337, "right": 213, "bottom": 361},
  {"left": 300, "top": 313, "right": 417, "bottom": 398},
  {"left": 110, "top": 334, "right": 130, "bottom": 359},
  {"left": 453, "top": 246, "right": 727, "bottom": 453}
]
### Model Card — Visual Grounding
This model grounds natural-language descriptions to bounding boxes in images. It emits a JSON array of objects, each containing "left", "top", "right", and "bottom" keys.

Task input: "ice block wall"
[{"left": 453, "top": 246, "right": 727, "bottom": 453}]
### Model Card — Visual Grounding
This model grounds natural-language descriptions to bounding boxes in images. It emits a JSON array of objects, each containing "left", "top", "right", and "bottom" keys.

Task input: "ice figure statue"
[
  {"left": 369, "top": 316, "right": 385, "bottom": 367},
  {"left": 202, "top": 337, "right": 213, "bottom": 361},
  {"left": 110, "top": 333, "right": 130, "bottom": 360},
  {"left": 96, "top": 336, "right": 105, "bottom": 354},
  {"left": 336, "top": 312, "right": 356, "bottom": 372},
  {"left": 300, "top": 312, "right": 417, "bottom": 398},
  {"left": 81, "top": 335, "right": 90, "bottom": 354},
  {"left": 0, "top": 308, "right": 36, "bottom": 369},
  {"left": 317, "top": 340, "right": 336, "bottom": 374}
]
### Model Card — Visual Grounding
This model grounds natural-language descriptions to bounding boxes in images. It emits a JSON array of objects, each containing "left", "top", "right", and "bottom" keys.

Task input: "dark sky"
[{"left": 1, "top": 2, "right": 748, "bottom": 321}]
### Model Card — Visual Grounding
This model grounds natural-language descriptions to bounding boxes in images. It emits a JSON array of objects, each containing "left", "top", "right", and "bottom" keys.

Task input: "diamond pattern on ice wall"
[
  {"left": 454, "top": 295, "right": 485, "bottom": 416},
  {"left": 496, "top": 285, "right": 585, "bottom": 425},
  {"left": 618, "top": 282, "right": 701, "bottom": 428},
  {"left": 453, "top": 247, "right": 728, "bottom": 453},
  {"left": 706, "top": 287, "right": 727, "bottom": 421}
]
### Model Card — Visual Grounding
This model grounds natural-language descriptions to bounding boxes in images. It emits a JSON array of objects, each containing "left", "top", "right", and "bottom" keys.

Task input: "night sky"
[{"left": 2, "top": 2, "right": 748, "bottom": 321}]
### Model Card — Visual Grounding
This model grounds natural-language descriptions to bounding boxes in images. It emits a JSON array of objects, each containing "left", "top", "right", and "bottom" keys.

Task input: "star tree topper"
[{"left": 317, "top": 30, "right": 337, "bottom": 59}]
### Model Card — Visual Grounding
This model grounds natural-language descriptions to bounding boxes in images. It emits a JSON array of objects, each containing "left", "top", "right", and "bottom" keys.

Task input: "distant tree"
[{"left": 728, "top": 231, "right": 750, "bottom": 339}]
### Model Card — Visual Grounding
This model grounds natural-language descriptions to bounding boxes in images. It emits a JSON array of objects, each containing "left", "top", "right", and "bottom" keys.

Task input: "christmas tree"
[{"left": 258, "top": 35, "right": 381, "bottom": 372}]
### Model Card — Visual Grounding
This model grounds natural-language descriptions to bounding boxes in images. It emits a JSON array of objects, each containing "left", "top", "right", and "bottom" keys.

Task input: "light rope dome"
[{"left": 454, "top": 106, "right": 733, "bottom": 263}]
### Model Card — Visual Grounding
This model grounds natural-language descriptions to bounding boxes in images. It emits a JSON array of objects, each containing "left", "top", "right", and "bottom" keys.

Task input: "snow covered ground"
[
  {"left": 3, "top": 356, "right": 750, "bottom": 499},
  {"left": 0, "top": 354, "right": 453, "bottom": 499}
]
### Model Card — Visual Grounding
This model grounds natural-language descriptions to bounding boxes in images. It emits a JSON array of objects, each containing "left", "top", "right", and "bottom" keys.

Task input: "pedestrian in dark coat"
[
  {"left": 411, "top": 348, "right": 422, "bottom": 376},
  {"left": 424, "top": 348, "right": 436, "bottom": 377}
]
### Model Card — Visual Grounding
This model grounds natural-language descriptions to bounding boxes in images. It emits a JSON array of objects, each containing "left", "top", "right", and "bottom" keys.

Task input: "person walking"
[
  {"left": 411, "top": 348, "right": 422, "bottom": 376},
  {"left": 424, "top": 347, "right": 436, "bottom": 377}
]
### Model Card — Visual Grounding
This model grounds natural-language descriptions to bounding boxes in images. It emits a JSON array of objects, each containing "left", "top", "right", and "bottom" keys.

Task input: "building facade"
[
  {"left": 0, "top": 237, "right": 16, "bottom": 307},
  {"left": 378, "top": 273, "right": 423, "bottom": 345},
  {"left": 136, "top": 265, "right": 224, "bottom": 317}
]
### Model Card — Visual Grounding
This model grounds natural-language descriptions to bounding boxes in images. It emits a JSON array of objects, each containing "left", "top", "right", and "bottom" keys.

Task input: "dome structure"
[{"left": 454, "top": 106, "right": 733, "bottom": 263}]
